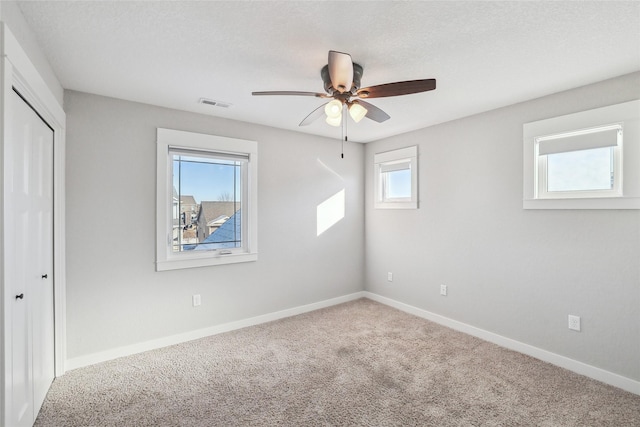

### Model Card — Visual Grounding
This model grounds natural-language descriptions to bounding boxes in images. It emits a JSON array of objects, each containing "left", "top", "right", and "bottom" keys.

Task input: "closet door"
[{"left": 7, "top": 89, "right": 55, "bottom": 426}]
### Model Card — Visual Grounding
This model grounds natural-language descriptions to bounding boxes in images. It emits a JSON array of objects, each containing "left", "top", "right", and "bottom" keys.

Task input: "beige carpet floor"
[{"left": 35, "top": 298, "right": 639, "bottom": 426}]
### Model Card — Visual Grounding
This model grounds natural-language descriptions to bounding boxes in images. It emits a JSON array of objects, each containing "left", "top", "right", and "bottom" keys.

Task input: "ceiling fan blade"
[
  {"left": 299, "top": 103, "right": 328, "bottom": 126},
  {"left": 357, "top": 79, "right": 436, "bottom": 98},
  {"left": 328, "top": 51, "right": 354, "bottom": 94},
  {"left": 252, "top": 91, "right": 328, "bottom": 97},
  {"left": 357, "top": 100, "right": 390, "bottom": 123}
]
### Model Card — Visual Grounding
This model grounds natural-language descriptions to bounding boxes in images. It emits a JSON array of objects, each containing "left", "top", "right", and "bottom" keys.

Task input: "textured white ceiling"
[{"left": 16, "top": 1, "right": 640, "bottom": 143}]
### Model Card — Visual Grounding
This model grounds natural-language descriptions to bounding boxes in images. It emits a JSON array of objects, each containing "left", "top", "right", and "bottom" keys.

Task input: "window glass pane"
[
  {"left": 172, "top": 153, "right": 242, "bottom": 252},
  {"left": 385, "top": 168, "right": 411, "bottom": 199},
  {"left": 547, "top": 147, "right": 613, "bottom": 192},
  {"left": 374, "top": 146, "right": 417, "bottom": 209}
]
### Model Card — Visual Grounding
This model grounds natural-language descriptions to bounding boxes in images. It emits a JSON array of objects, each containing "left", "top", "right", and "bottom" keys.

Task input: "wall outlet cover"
[
  {"left": 568, "top": 314, "right": 581, "bottom": 331},
  {"left": 192, "top": 294, "right": 202, "bottom": 307}
]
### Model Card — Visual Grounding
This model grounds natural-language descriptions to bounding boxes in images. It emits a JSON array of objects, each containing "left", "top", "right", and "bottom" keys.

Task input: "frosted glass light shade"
[
  {"left": 325, "top": 115, "right": 342, "bottom": 127},
  {"left": 349, "top": 102, "right": 368, "bottom": 123},
  {"left": 324, "top": 99, "right": 342, "bottom": 118}
]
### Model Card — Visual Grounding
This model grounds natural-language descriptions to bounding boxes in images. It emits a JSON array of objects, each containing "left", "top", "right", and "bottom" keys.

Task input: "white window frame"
[
  {"left": 374, "top": 146, "right": 418, "bottom": 209},
  {"left": 536, "top": 124, "right": 622, "bottom": 199},
  {"left": 156, "top": 128, "right": 258, "bottom": 271},
  {"left": 523, "top": 100, "right": 640, "bottom": 209}
]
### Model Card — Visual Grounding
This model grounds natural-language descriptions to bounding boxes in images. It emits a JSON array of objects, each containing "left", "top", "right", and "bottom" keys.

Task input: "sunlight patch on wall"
[{"left": 317, "top": 189, "right": 345, "bottom": 236}]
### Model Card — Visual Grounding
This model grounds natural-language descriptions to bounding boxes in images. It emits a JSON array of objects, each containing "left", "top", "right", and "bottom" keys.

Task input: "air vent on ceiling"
[{"left": 199, "top": 98, "right": 232, "bottom": 108}]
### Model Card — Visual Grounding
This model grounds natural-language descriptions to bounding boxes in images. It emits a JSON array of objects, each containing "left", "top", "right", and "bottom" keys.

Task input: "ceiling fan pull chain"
[
  {"left": 343, "top": 135, "right": 348, "bottom": 159},
  {"left": 341, "top": 108, "right": 348, "bottom": 158}
]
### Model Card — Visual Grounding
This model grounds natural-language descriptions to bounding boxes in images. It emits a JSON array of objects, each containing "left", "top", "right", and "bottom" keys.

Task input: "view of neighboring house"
[
  {"left": 196, "top": 201, "right": 240, "bottom": 241},
  {"left": 194, "top": 209, "right": 241, "bottom": 251},
  {"left": 172, "top": 188, "right": 200, "bottom": 251},
  {"left": 180, "top": 195, "right": 198, "bottom": 226}
]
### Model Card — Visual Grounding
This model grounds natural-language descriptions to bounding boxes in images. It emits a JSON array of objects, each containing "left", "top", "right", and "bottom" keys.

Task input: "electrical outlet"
[
  {"left": 440, "top": 284, "right": 447, "bottom": 296},
  {"left": 192, "top": 294, "right": 201, "bottom": 307},
  {"left": 568, "top": 314, "right": 581, "bottom": 331},
  {"left": 387, "top": 272, "right": 393, "bottom": 282}
]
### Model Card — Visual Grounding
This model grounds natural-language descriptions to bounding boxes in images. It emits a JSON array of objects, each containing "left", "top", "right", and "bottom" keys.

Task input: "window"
[
  {"left": 547, "top": 147, "right": 613, "bottom": 192},
  {"left": 171, "top": 149, "right": 243, "bottom": 252},
  {"left": 523, "top": 100, "right": 640, "bottom": 209},
  {"left": 156, "top": 128, "right": 257, "bottom": 271},
  {"left": 374, "top": 146, "right": 418, "bottom": 209},
  {"left": 536, "top": 125, "right": 622, "bottom": 199}
]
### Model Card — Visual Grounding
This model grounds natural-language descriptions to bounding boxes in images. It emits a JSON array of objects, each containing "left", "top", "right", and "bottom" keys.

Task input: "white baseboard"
[
  {"left": 363, "top": 291, "right": 640, "bottom": 396},
  {"left": 65, "top": 291, "right": 366, "bottom": 371},
  {"left": 65, "top": 290, "right": 639, "bottom": 396}
]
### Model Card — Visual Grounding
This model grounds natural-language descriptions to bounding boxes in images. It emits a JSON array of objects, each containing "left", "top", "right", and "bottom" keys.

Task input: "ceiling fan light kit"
[
  {"left": 348, "top": 101, "right": 367, "bottom": 123},
  {"left": 325, "top": 99, "right": 342, "bottom": 117},
  {"left": 325, "top": 114, "right": 342, "bottom": 127},
  {"left": 252, "top": 50, "right": 436, "bottom": 130}
]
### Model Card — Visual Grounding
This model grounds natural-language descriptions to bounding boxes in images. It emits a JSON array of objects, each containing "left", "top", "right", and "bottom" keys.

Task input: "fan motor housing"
[{"left": 321, "top": 63, "right": 363, "bottom": 95}]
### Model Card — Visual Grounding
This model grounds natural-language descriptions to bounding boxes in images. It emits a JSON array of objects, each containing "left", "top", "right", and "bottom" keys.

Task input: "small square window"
[
  {"left": 374, "top": 146, "right": 418, "bottom": 209},
  {"left": 385, "top": 167, "right": 412, "bottom": 199}
]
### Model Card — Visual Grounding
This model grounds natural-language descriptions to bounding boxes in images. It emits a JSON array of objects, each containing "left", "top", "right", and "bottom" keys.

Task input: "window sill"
[
  {"left": 523, "top": 197, "right": 640, "bottom": 210},
  {"left": 156, "top": 252, "right": 258, "bottom": 271},
  {"left": 375, "top": 201, "right": 418, "bottom": 209}
]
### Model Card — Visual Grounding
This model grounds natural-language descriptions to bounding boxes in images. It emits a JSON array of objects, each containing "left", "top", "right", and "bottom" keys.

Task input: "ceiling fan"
[{"left": 252, "top": 50, "right": 436, "bottom": 128}]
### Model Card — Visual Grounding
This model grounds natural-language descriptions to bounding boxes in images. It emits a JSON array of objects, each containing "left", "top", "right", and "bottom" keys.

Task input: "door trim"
[{"left": 1, "top": 23, "right": 66, "bottom": 424}]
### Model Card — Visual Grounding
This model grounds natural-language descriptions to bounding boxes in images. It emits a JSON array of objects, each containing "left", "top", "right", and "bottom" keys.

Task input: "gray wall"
[
  {"left": 364, "top": 72, "right": 640, "bottom": 381},
  {"left": 64, "top": 91, "right": 364, "bottom": 359}
]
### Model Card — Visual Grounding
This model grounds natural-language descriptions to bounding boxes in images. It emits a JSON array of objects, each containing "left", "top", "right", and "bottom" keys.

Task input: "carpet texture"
[{"left": 35, "top": 299, "right": 640, "bottom": 426}]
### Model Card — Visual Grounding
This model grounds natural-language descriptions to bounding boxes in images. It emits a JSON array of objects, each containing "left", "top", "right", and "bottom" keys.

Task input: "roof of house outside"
[
  {"left": 207, "top": 215, "right": 229, "bottom": 227},
  {"left": 198, "top": 201, "right": 239, "bottom": 224},
  {"left": 195, "top": 209, "right": 241, "bottom": 251},
  {"left": 180, "top": 195, "right": 197, "bottom": 207}
]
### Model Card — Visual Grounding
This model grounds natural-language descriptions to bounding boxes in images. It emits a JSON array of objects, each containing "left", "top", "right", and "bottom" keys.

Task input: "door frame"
[{"left": 0, "top": 23, "right": 66, "bottom": 423}]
